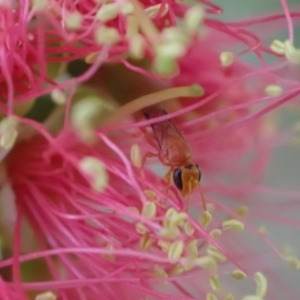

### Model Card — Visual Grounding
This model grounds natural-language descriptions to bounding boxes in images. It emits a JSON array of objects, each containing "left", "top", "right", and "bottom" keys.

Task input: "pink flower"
[{"left": 0, "top": 0, "right": 299, "bottom": 300}]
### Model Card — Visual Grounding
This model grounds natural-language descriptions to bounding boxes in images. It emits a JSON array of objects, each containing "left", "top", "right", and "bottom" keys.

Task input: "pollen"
[
  {"left": 194, "top": 256, "right": 217, "bottom": 270},
  {"left": 206, "top": 293, "right": 217, "bottom": 300},
  {"left": 35, "top": 292, "right": 56, "bottom": 300},
  {"left": 65, "top": 11, "right": 83, "bottom": 31},
  {"left": 95, "top": 26, "right": 120, "bottom": 45},
  {"left": 230, "top": 269, "right": 247, "bottom": 279},
  {"left": 96, "top": 3, "right": 118, "bottom": 22},
  {"left": 199, "top": 210, "right": 212, "bottom": 229},
  {"left": 220, "top": 52, "right": 234, "bottom": 67},
  {"left": 79, "top": 156, "right": 108, "bottom": 192},
  {"left": 207, "top": 245, "right": 226, "bottom": 263},
  {"left": 140, "top": 235, "right": 153, "bottom": 250},
  {"left": 265, "top": 84, "right": 283, "bottom": 97},
  {"left": 184, "top": 5, "right": 205, "bottom": 33},
  {"left": 131, "top": 144, "right": 142, "bottom": 168},
  {"left": 209, "top": 275, "right": 220, "bottom": 292},
  {"left": 0, "top": 117, "right": 18, "bottom": 149},
  {"left": 209, "top": 229, "right": 222, "bottom": 239},
  {"left": 184, "top": 220, "right": 195, "bottom": 236},
  {"left": 254, "top": 272, "right": 268, "bottom": 298},
  {"left": 168, "top": 240, "right": 184, "bottom": 260},
  {"left": 141, "top": 201, "right": 156, "bottom": 218},
  {"left": 222, "top": 219, "right": 245, "bottom": 231},
  {"left": 164, "top": 208, "right": 187, "bottom": 227},
  {"left": 51, "top": 89, "right": 66, "bottom": 105}
]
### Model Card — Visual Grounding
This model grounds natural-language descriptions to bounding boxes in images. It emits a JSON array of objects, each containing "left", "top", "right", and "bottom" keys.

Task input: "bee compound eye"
[{"left": 173, "top": 168, "right": 183, "bottom": 190}]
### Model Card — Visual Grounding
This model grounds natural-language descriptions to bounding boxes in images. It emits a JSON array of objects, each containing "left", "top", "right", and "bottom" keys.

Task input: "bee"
[{"left": 141, "top": 106, "right": 206, "bottom": 211}]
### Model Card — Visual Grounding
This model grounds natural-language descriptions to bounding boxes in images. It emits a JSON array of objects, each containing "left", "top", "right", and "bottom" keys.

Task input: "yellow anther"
[
  {"left": 254, "top": 272, "right": 268, "bottom": 298},
  {"left": 284, "top": 40, "right": 300, "bottom": 64},
  {"left": 207, "top": 245, "right": 226, "bottom": 263},
  {"left": 65, "top": 11, "right": 82, "bottom": 30},
  {"left": 79, "top": 157, "right": 108, "bottom": 192},
  {"left": 285, "top": 255, "right": 300, "bottom": 269},
  {"left": 209, "top": 229, "right": 222, "bottom": 239},
  {"left": 222, "top": 219, "right": 244, "bottom": 231},
  {"left": 136, "top": 222, "right": 148, "bottom": 235},
  {"left": 184, "top": 220, "right": 195, "bottom": 236},
  {"left": 235, "top": 205, "right": 249, "bottom": 217},
  {"left": 242, "top": 296, "right": 263, "bottom": 300},
  {"left": 95, "top": 26, "right": 120, "bottom": 45},
  {"left": 184, "top": 5, "right": 204, "bottom": 33},
  {"left": 155, "top": 41, "right": 186, "bottom": 59},
  {"left": 270, "top": 40, "right": 285, "bottom": 55},
  {"left": 140, "top": 235, "right": 153, "bottom": 250},
  {"left": 230, "top": 269, "right": 247, "bottom": 279},
  {"left": 51, "top": 89, "right": 66, "bottom": 105},
  {"left": 144, "top": 3, "right": 169, "bottom": 18},
  {"left": 96, "top": 3, "right": 118, "bottom": 22},
  {"left": 199, "top": 210, "right": 212, "bottom": 229},
  {"left": 170, "top": 264, "right": 185, "bottom": 275},
  {"left": 206, "top": 293, "right": 218, "bottom": 300},
  {"left": 153, "top": 264, "right": 168, "bottom": 284},
  {"left": 209, "top": 275, "right": 220, "bottom": 292},
  {"left": 0, "top": 117, "right": 18, "bottom": 149},
  {"left": 168, "top": 240, "right": 184, "bottom": 260},
  {"left": 161, "top": 27, "right": 188, "bottom": 44},
  {"left": 220, "top": 52, "right": 234, "bottom": 67},
  {"left": 154, "top": 56, "right": 178, "bottom": 76},
  {"left": 158, "top": 240, "right": 171, "bottom": 252},
  {"left": 35, "top": 292, "right": 56, "bottom": 300},
  {"left": 186, "top": 240, "right": 198, "bottom": 259},
  {"left": 265, "top": 85, "right": 283, "bottom": 97},
  {"left": 103, "top": 243, "right": 115, "bottom": 261},
  {"left": 141, "top": 201, "right": 156, "bottom": 218},
  {"left": 160, "top": 224, "right": 180, "bottom": 239},
  {"left": 32, "top": 0, "right": 47, "bottom": 11},
  {"left": 129, "top": 34, "right": 145, "bottom": 59},
  {"left": 223, "top": 293, "right": 234, "bottom": 300},
  {"left": 194, "top": 256, "right": 217, "bottom": 270},
  {"left": 120, "top": 2, "right": 134, "bottom": 15}
]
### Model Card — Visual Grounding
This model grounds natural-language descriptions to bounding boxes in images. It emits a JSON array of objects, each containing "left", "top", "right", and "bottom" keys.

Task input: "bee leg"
[
  {"left": 141, "top": 152, "right": 158, "bottom": 170},
  {"left": 164, "top": 168, "right": 173, "bottom": 202}
]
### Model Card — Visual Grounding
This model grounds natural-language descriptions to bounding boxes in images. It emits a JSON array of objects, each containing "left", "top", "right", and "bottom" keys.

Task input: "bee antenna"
[{"left": 197, "top": 181, "right": 207, "bottom": 211}]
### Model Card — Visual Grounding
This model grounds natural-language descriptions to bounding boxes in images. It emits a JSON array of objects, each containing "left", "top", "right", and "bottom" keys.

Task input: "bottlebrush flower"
[{"left": 0, "top": 0, "right": 299, "bottom": 300}]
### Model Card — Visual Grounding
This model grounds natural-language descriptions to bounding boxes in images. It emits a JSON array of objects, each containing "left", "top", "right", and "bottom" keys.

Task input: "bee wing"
[{"left": 143, "top": 107, "right": 186, "bottom": 151}]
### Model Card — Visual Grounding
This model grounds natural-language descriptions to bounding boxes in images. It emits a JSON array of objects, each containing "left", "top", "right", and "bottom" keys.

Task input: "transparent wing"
[{"left": 143, "top": 107, "right": 186, "bottom": 151}]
